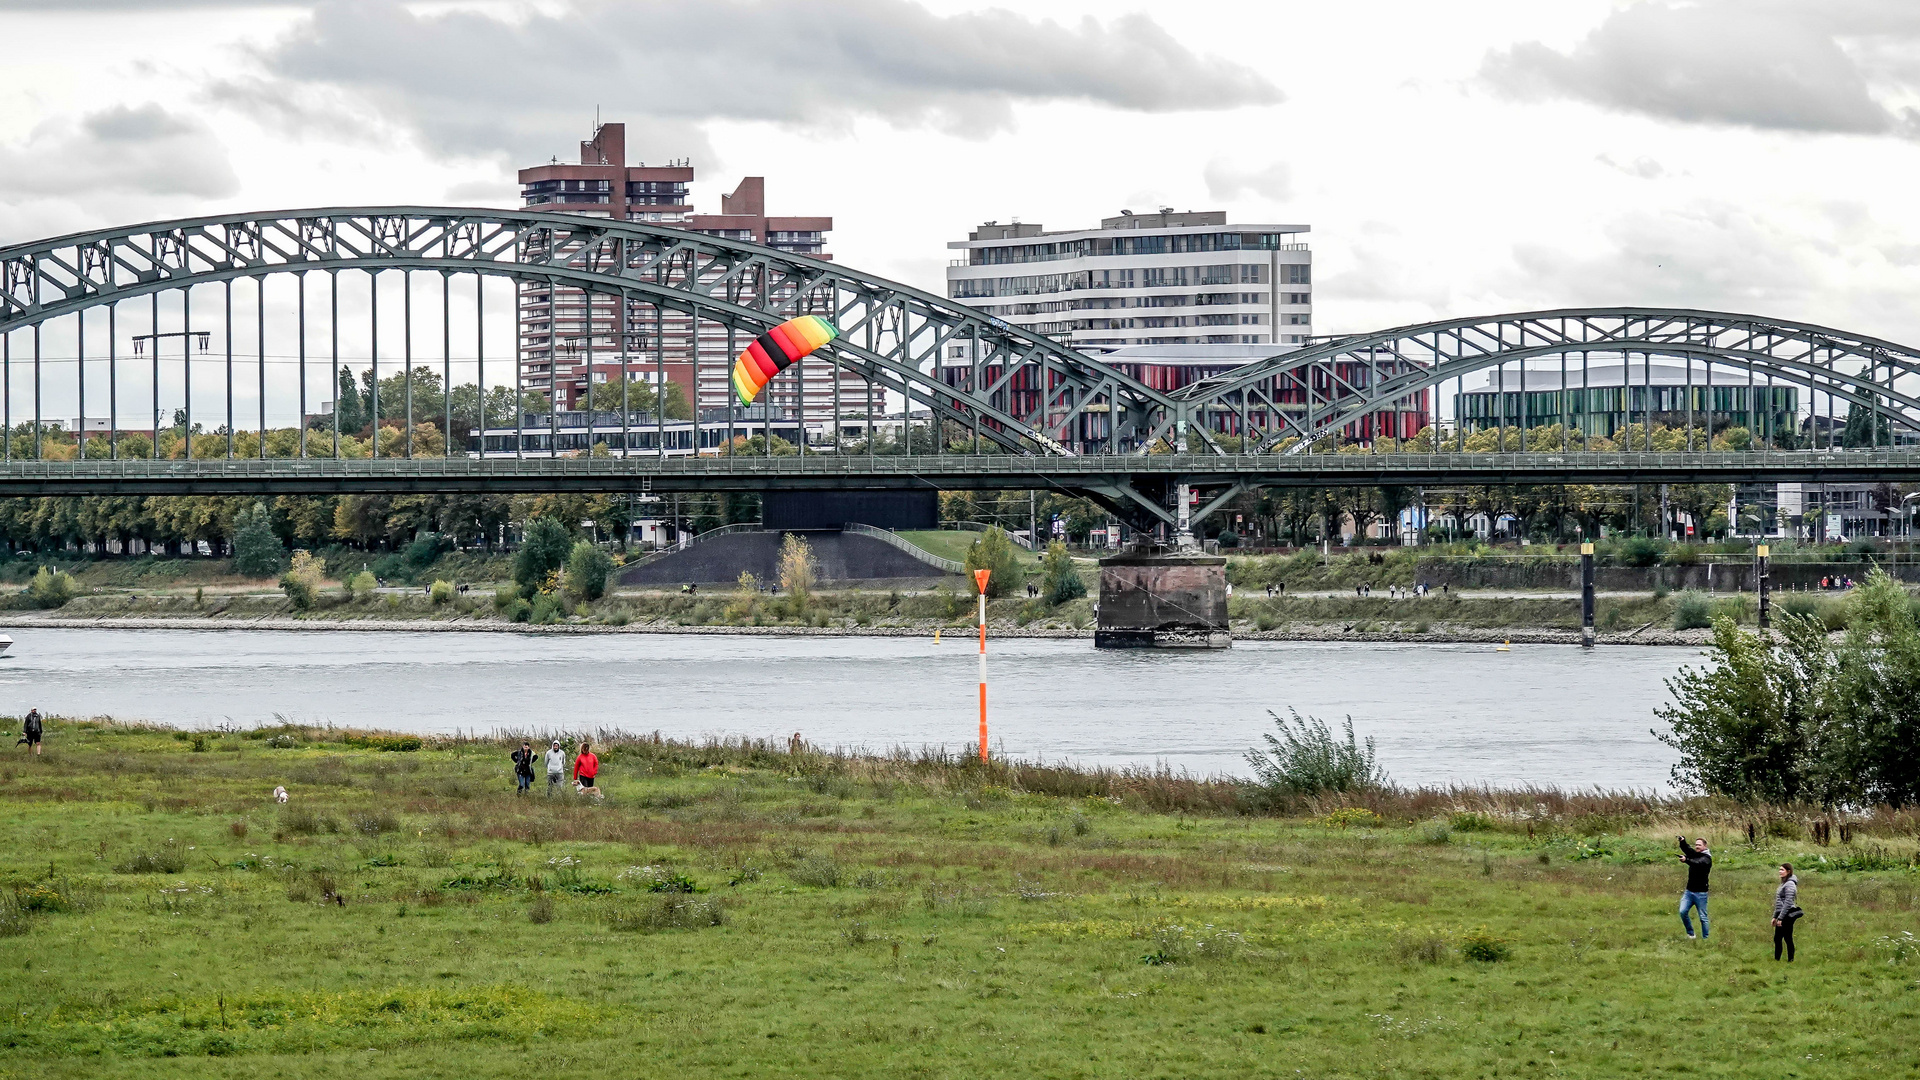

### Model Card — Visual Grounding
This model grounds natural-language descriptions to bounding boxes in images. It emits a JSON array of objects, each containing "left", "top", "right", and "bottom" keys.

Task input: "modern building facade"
[
  {"left": 944, "top": 211, "right": 1312, "bottom": 354},
  {"left": 1097, "top": 344, "right": 1429, "bottom": 444},
  {"left": 514, "top": 123, "right": 846, "bottom": 418},
  {"left": 1453, "top": 362, "right": 1798, "bottom": 442}
]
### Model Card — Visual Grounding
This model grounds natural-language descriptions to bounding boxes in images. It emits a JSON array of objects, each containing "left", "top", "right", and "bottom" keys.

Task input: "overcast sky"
[{"left": 6, "top": 0, "right": 1920, "bottom": 344}]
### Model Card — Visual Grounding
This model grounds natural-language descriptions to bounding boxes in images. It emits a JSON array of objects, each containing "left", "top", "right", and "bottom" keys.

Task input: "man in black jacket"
[
  {"left": 16, "top": 709, "right": 41, "bottom": 755},
  {"left": 1677, "top": 836, "right": 1712, "bottom": 939}
]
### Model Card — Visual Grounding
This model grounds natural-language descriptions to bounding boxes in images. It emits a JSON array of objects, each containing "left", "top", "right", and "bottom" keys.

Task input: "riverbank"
[
  {"left": 0, "top": 720, "right": 1913, "bottom": 1078},
  {"left": 0, "top": 609, "right": 1719, "bottom": 645}
]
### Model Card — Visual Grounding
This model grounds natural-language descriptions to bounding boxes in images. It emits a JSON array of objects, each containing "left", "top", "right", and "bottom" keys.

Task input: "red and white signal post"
[{"left": 974, "top": 568, "right": 990, "bottom": 762}]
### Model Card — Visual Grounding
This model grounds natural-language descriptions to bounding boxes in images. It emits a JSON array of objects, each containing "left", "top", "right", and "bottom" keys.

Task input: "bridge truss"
[{"left": 3, "top": 209, "right": 1920, "bottom": 530}]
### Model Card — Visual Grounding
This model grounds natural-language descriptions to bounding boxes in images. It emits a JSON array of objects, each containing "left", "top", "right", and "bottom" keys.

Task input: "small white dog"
[{"left": 273, "top": 785, "right": 289, "bottom": 804}]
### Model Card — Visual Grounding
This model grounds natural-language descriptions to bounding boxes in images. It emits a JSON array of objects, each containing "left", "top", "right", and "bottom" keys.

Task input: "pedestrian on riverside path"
[
  {"left": 544, "top": 740, "right": 568, "bottom": 796},
  {"left": 511, "top": 741, "right": 536, "bottom": 795},
  {"left": 1677, "top": 835, "right": 1713, "bottom": 939},
  {"left": 16, "top": 709, "right": 41, "bottom": 755},
  {"left": 573, "top": 741, "right": 600, "bottom": 793},
  {"left": 1773, "top": 863, "right": 1803, "bottom": 962}
]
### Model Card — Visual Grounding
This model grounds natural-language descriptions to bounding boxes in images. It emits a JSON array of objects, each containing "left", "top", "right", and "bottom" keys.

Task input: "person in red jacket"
[{"left": 573, "top": 741, "right": 599, "bottom": 792}]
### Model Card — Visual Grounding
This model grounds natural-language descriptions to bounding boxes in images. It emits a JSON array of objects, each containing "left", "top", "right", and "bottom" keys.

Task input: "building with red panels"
[
  {"left": 1098, "top": 344, "right": 1430, "bottom": 444},
  {"left": 514, "top": 123, "right": 841, "bottom": 417}
]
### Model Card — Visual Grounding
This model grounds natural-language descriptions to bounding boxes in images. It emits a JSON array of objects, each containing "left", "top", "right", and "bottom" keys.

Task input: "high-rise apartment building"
[
  {"left": 515, "top": 123, "right": 845, "bottom": 418},
  {"left": 944, "top": 210, "right": 1312, "bottom": 355}
]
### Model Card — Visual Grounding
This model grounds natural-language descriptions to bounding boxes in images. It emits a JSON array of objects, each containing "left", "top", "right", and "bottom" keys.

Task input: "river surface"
[{"left": 0, "top": 629, "right": 1702, "bottom": 790}]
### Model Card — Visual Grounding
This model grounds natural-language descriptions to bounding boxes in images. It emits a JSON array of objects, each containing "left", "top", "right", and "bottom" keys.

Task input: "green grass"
[
  {"left": 895, "top": 530, "right": 1045, "bottom": 570},
  {"left": 1, "top": 721, "right": 1919, "bottom": 1077}
]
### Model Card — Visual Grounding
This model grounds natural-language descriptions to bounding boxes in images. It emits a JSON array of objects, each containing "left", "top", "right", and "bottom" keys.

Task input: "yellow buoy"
[
  {"left": 1496, "top": 639, "right": 1511, "bottom": 652},
  {"left": 933, "top": 628, "right": 941, "bottom": 644}
]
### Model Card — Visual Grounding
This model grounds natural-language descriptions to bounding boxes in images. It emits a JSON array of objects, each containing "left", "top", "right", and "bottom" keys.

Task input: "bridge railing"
[{"left": 842, "top": 522, "right": 966, "bottom": 574}]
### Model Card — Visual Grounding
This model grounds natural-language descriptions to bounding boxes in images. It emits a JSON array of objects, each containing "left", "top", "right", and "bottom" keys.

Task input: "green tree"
[
  {"left": 1040, "top": 540, "right": 1085, "bottom": 605},
  {"left": 230, "top": 501, "right": 286, "bottom": 577},
  {"left": 335, "top": 367, "right": 366, "bottom": 434},
  {"left": 1655, "top": 570, "right": 1920, "bottom": 806},
  {"left": 564, "top": 540, "right": 614, "bottom": 601},
  {"left": 777, "top": 532, "right": 818, "bottom": 606},
  {"left": 576, "top": 378, "right": 693, "bottom": 419},
  {"left": 964, "top": 527, "right": 1024, "bottom": 598},
  {"left": 514, "top": 516, "right": 574, "bottom": 597}
]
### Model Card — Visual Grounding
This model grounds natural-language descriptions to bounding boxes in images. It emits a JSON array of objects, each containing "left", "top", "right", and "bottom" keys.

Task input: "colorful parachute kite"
[{"left": 732, "top": 315, "right": 839, "bottom": 405}]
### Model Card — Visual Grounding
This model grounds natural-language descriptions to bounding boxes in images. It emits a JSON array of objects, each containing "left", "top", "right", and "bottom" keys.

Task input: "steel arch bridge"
[{"left": 2, "top": 207, "right": 1920, "bottom": 529}]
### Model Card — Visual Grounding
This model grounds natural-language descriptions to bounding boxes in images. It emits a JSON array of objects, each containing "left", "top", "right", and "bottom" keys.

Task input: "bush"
[
  {"left": 528, "top": 894, "right": 555, "bottom": 924},
  {"left": 25, "top": 566, "right": 77, "bottom": 609},
  {"left": 529, "top": 594, "right": 561, "bottom": 624},
  {"left": 789, "top": 854, "right": 844, "bottom": 888},
  {"left": 280, "top": 550, "right": 325, "bottom": 610},
  {"left": 1461, "top": 929, "right": 1512, "bottom": 963},
  {"left": 346, "top": 570, "right": 377, "bottom": 599},
  {"left": 1246, "top": 708, "right": 1390, "bottom": 796},
  {"left": 777, "top": 533, "right": 818, "bottom": 605},
  {"left": 1418, "top": 821, "right": 1452, "bottom": 844},
  {"left": 230, "top": 501, "right": 287, "bottom": 577},
  {"left": 1390, "top": 934, "right": 1451, "bottom": 965},
  {"left": 1616, "top": 535, "right": 1662, "bottom": 567},
  {"left": 505, "top": 598, "right": 533, "bottom": 623},
  {"left": 403, "top": 532, "right": 455, "bottom": 571},
  {"left": 515, "top": 517, "right": 574, "bottom": 597},
  {"left": 1672, "top": 591, "right": 1712, "bottom": 630},
  {"left": 565, "top": 541, "right": 614, "bottom": 601},
  {"left": 428, "top": 579, "right": 454, "bottom": 605},
  {"left": 343, "top": 733, "right": 422, "bottom": 752},
  {"left": 964, "top": 527, "right": 1025, "bottom": 598},
  {"left": 350, "top": 810, "right": 402, "bottom": 835},
  {"left": 605, "top": 894, "right": 725, "bottom": 932},
  {"left": 114, "top": 841, "right": 188, "bottom": 874},
  {"left": 1041, "top": 540, "right": 1086, "bottom": 605}
]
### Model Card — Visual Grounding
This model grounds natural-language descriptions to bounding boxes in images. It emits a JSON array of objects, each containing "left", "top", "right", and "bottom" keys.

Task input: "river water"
[{"left": 0, "top": 629, "right": 1701, "bottom": 790}]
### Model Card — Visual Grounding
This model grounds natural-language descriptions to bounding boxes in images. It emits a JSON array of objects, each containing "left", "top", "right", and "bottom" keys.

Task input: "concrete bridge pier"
[{"left": 1093, "top": 544, "right": 1230, "bottom": 649}]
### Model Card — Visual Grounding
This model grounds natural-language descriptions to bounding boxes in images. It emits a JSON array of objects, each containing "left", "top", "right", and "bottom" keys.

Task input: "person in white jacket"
[{"left": 544, "top": 740, "right": 568, "bottom": 796}]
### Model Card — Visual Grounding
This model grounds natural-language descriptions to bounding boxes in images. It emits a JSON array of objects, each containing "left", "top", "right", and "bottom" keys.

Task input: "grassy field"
[{"left": 1, "top": 721, "right": 1918, "bottom": 1078}]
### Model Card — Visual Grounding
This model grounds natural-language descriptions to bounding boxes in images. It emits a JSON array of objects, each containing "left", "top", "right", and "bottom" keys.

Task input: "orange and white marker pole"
[{"left": 974, "top": 568, "right": 991, "bottom": 762}]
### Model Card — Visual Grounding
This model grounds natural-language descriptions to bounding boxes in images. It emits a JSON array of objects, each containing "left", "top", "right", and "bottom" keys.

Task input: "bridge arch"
[
  {"left": 0, "top": 207, "right": 1178, "bottom": 458},
  {"left": 1167, "top": 308, "right": 1920, "bottom": 454}
]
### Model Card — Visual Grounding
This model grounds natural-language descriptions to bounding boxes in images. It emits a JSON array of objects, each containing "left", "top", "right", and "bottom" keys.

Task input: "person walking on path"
[
  {"left": 1773, "top": 863, "right": 1802, "bottom": 962},
  {"left": 544, "top": 740, "right": 567, "bottom": 796},
  {"left": 510, "top": 741, "right": 536, "bottom": 795},
  {"left": 1677, "top": 835, "right": 1713, "bottom": 939},
  {"left": 573, "top": 741, "right": 600, "bottom": 792},
  {"left": 16, "top": 709, "right": 41, "bottom": 755}
]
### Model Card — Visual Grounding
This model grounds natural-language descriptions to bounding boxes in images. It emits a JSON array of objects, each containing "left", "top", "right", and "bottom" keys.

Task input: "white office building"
[{"left": 944, "top": 210, "right": 1312, "bottom": 356}]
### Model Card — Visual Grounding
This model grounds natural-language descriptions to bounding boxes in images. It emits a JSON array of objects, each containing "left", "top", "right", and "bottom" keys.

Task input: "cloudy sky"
[{"left": 6, "top": 0, "right": 1920, "bottom": 343}]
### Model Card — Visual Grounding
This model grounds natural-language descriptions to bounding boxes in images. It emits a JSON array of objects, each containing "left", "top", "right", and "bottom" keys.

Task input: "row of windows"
[
  {"left": 968, "top": 232, "right": 1303, "bottom": 265},
  {"left": 953, "top": 264, "right": 1307, "bottom": 298}
]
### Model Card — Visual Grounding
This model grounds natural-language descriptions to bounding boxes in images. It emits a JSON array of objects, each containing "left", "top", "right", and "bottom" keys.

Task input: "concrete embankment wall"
[
  {"left": 619, "top": 531, "right": 954, "bottom": 587},
  {"left": 1415, "top": 560, "right": 1920, "bottom": 591}
]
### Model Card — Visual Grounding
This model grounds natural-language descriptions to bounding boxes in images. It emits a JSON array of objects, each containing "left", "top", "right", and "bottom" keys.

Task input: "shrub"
[
  {"left": 346, "top": 570, "right": 377, "bottom": 600},
  {"left": 1617, "top": 535, "right": 1662, "bottom": 567},
  {"left": 964, "top": 527, "right": 1025, "bottom": 598},
  {"left": 1246, "top": 708, "right": 1390, "bottom": 796},
  {"left": 565, "top": 541, "right": 614, "bottom": 601},
  {"left": 528, "top": 894, "right": 555, "bottom": 924},
  {"left": 1390, "top": 934, "right": 1451, "bottom": 965},
  {"left": 777, "top": 533, "right": 818, "bottom": 605},
  {"left": 1418, "top": 821, "right": 1452, "bottom": 844},
  {"left": 342, "top": 734, "right": 422, "bottom": 752},
  {"left": 506, "top": 598, "right": 533, "bottom": 623},
  {"left": 428, "top": 579, "right": 454, "bottom": 605},
  {"left": 620, "top": 865, "right": 697, "bottom": 893},
  {"left": 1461, "top": 929, "right": 1512, "bottom": 963},
  {"left": 529, "top": 595, "right": 561, "bottom": 625},
  {"left": 1449, "top": 812, "right": 1497, "bottom": 832},
  {"left": 605, "top": 894, "right": 725, "bottom": 932},
  {"left": 230, "top": 501, "right": 287, "bottom": 577},
  {"left": 280, "top": 550, "right": 324, "bottom": 610},
  {"left": 403, "top": 532, "right": 455, "bottom": 570},
  {"left": 25, "top": 566, "right": 77, "bottom": 609},
  {"left": 1041, "top": 540, "right": 1086, "bottom": 604},
  {"left": 1322, "top": 807, "right": 1382, "bottom": 828},
  {"left": 114, "top": 841, "right": 188, "bottom": 874},
  {"left": 789, "top": 854, "right": 844, "bottom": 888},
  {"left": 1672, "top": 591, "right": 1712, "bottom": 630},
  {"left": 351, "top": 810, "right": 402, "bottom": 835},
  {"left": 514, "top": 517, "right": 574, "bottom": 597}
]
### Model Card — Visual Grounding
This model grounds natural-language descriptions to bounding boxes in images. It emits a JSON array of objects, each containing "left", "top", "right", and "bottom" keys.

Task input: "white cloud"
[{"left": 0, "top": 103, "right": 238, "bottom": 199}]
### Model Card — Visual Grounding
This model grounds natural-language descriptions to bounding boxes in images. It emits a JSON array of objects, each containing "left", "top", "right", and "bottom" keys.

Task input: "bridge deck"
[{"left": 0, "top": 451, "right": 1913, "bottom": 496}]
